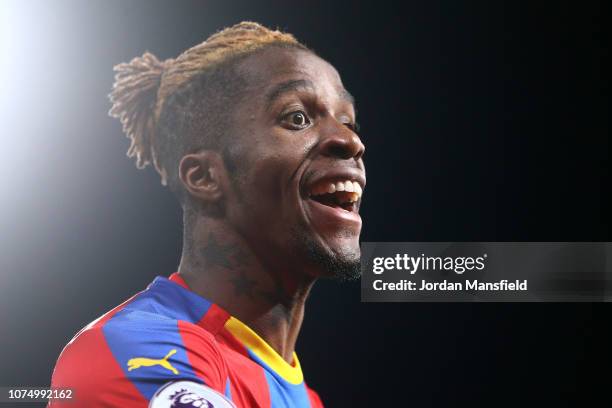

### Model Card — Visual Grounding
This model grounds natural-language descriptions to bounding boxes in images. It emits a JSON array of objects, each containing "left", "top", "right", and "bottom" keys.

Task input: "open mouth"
[{"left": 307, "top": 180, "right": 362, "bottom": 213}]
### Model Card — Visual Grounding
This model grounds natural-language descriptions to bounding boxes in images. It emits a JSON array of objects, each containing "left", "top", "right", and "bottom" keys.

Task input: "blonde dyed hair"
[{"left": 108, "top": 22, "right": 307, "bottom": 186}]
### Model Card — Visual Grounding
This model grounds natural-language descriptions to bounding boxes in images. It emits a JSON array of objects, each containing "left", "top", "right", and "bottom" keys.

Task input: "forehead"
[{"left": 236, "top": 46, "right": 348, "bottom": 103}]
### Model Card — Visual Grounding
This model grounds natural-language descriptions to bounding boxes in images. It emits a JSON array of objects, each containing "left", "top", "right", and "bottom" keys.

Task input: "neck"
[{"left": 177, "top": 216, "right": 315, "bottom": 363}]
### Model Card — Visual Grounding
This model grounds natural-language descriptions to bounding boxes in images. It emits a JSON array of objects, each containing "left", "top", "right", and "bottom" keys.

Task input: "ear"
[{"left": 178, "top": 150, "right": 229, "bottom": 204}]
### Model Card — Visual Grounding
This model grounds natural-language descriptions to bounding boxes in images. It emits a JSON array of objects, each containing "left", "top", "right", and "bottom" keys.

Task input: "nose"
[{"left": 319, "top": 120, "right": 365, "bottom": 161}]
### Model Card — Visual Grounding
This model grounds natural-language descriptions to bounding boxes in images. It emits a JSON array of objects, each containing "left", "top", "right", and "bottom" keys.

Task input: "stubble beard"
[{"left": 291, "top": 225, "right": 362, "bottom": 282}]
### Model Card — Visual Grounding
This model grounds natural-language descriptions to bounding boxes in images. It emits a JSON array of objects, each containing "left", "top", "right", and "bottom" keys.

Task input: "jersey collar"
[{"left": 165, "top": 272, "right": 304, "bottom": 385}]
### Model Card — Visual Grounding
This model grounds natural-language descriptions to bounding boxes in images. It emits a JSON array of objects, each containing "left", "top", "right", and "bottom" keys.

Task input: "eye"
[
  {"left": 340, "top": 117, "right": 360, "bottom": 134},
  {"left": 346, "top": 121, "right": 361, "bottom": 133},
  {"left": 282, "top": 110, "right": 311, "bottom": 129}
]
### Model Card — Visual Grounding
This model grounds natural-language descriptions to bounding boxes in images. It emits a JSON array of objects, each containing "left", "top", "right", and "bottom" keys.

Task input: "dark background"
[{"left": 0, "top": 0, "right": 609, "bottom": 407}]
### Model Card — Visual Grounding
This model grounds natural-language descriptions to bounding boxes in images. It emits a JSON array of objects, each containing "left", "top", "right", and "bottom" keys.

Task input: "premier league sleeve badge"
[{"left": 149, "top": 380, "right": 237, "bottom": 408}]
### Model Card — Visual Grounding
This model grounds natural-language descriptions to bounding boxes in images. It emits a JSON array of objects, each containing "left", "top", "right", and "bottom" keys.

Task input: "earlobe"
[{"left": 179, "top": 151, "right": 226, "bottom": 203}]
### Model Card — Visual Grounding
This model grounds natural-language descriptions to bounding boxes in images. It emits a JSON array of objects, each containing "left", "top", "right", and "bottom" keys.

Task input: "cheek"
[
  {"left": 229, "top": 149, "right": 290, "bottom": 221},
  {"left": 229, "top": 128, "right": 314, "bottom": 232},
  {"left": 246, "top": 152, "right": 295, "bottom": 215},
  {"left": 229, "top": 153, "right": 296, "bottom": 256}
]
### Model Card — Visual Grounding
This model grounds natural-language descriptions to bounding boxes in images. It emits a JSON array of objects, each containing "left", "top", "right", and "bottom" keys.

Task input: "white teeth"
[{"left": 310, "top": 179, "right": 363, "bottom": 198}]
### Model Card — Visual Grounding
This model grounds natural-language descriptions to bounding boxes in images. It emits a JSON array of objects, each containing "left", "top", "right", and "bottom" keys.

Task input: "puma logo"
[{"left": 127, "top": 349, "right": 179, "bottom": 375}]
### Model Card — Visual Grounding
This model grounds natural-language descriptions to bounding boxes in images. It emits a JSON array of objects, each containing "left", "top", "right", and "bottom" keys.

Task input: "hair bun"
[{"left": 108, "top": 51, "right": 172, "bottom": 184}]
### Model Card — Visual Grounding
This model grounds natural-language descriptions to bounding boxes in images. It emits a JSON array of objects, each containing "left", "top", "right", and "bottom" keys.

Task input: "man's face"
[{"left": 224, "top": 46, "right": 365, "bottom": 280}]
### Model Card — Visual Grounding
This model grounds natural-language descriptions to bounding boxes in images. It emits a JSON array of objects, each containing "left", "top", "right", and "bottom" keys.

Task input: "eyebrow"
[
  {"left": 265, "top": 78, "right": 356, "bottom": 109},
  {"left": 265, "top": 79, "right": 315, "bottom": 109},
  {"left": 339, "top": 88, "right": 355, "bottom": 107}
]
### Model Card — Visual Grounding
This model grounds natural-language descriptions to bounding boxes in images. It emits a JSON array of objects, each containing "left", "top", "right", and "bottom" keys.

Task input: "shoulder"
[
  {"left": 50, "top": 307, "right": 230, "bottom": 406},
  {"left": 306, "top": 384, "right": 325, "bottom": 408}
]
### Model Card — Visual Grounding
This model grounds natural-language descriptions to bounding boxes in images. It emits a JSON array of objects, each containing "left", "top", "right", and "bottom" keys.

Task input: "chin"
[{"left": 302, "top": 233, "right": 362, "bottom": 282}]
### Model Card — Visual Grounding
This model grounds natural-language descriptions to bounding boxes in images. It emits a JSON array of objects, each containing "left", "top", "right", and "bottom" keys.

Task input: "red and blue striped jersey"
[{"left": 49, "top": 273, "right": 324, "bottom": 408}]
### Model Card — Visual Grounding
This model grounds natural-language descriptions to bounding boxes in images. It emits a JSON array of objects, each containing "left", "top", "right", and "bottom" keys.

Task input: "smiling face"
[{"left": 222, "top": 46, "right": 366, "bottom": 280}]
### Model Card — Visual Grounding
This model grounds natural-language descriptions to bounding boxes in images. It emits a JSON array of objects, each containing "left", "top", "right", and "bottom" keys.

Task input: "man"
[{"left": 49, "top": 21, "right": 365, "bottom": 408}]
